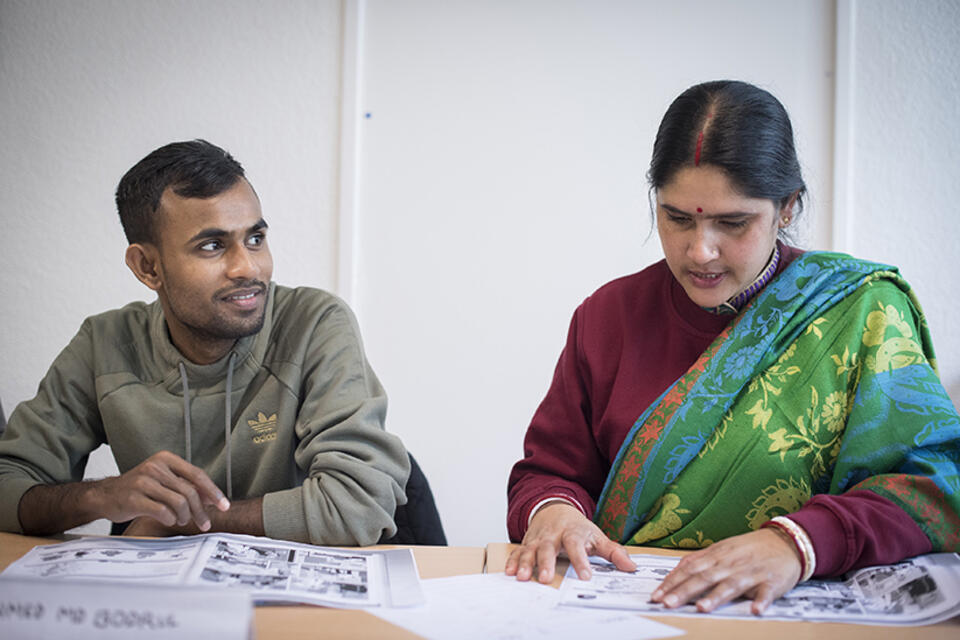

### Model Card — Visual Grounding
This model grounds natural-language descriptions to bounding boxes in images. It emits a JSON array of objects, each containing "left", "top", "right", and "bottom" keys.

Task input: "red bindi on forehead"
[{"left": 697, "top": 207, "right": 703, "bottom": 213}]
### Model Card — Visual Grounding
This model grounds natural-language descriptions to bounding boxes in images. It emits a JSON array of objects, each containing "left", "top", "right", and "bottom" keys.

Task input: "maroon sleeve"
[
  {"left": 787, "top": 490, "right": 932, "bottom": 577},
  {"left": 506, "top": 305, "right": 611, "bottom": 542}
]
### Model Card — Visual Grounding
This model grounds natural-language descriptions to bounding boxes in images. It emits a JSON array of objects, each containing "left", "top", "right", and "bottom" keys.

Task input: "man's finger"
[
  {"left": 135, "top": 463, "right": 210, "bottom": 530},
  {"left": 157, "top": 474, "right": 212, "bottom": 530},
  {"left": 139, "top": 481, "right": 197, "bottom": 527},
  {"left": 160, "top": 454, "right": 230, "bottom": 511}
]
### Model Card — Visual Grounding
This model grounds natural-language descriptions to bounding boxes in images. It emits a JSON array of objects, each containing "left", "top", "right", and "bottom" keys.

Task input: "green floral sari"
[{"left": 594, "top": 252, "right": 960, "bottom": 551}]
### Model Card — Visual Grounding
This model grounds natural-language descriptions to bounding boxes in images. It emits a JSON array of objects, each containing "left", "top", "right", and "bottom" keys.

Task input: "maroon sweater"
[{"left": 507, "top": 245, "right": 931, "bottom": 576}]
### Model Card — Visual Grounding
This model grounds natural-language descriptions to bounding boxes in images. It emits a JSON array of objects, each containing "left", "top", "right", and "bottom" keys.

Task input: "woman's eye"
[{"left": 721, "top": 219, "right": 748, "bottom": 229}]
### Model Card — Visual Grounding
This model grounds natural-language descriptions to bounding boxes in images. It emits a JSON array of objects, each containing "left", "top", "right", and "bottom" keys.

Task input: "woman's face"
[{"left": 656, "top": 165, "right": 791, "bottom": 309}]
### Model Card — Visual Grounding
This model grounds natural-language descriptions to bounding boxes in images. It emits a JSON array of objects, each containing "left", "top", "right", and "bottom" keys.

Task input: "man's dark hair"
[
  {"left": 115, "top": 139, "right": 246, "bottom": 244},
  {"left": 648, "top": 80, "right": 807, "bottom": 227}
]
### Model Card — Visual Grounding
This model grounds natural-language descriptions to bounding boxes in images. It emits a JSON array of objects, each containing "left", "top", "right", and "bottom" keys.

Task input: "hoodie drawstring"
[
  {"left": 178, "top": 362, "right": 192, "bottom": 465},
  {"left": 225, "top": 352, "right": 237, "bottom": 501},
  {"left": 178, "top": 352, "right": 238, "bottom": 501}
]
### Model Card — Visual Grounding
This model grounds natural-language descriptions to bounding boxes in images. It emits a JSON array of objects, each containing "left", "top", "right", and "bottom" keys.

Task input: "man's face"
[{"left": 151, "top": 178, "right": 274, "bottom": 363}]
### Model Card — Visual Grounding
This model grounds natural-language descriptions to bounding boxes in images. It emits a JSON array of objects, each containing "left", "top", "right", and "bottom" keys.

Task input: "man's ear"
[{"left": 125, "top": 243, "right": 163, "bottom": 291}]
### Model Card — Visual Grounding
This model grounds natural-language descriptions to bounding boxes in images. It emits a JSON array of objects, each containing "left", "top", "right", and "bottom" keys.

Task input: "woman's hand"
[
  {"left": 651, "top": 528, "right": 803, "bottom": 615},
  {"left": 505, "top": 501, "right": 636, "bottom": 583}
]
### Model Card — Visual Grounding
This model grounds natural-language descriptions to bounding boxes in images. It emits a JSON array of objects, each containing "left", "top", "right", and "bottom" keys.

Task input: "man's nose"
[{"left": 225, "top": 245, "right": 259, "bottom": 280}]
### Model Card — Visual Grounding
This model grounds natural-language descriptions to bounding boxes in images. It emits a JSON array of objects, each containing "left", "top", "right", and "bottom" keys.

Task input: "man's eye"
[
  {"left": 248, "top": 233, "right": 265, "bottom": 247},
  {"left": 199, "top": 240, "right": 222, "bottom": 252}
]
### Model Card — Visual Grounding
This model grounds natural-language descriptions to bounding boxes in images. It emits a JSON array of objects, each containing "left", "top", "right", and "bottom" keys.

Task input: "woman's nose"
[{"left": 687, "top": 227, "right": 720, "bottom": 264}]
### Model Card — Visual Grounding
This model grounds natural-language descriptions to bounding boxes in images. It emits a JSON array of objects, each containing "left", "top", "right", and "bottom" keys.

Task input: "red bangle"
[{"left": 761, "top": 517, "right": 815, "bottom": 581}]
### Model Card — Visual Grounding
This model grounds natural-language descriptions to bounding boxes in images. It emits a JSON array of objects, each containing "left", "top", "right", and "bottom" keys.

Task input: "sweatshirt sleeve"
[
  {"left": 787, "top": 490, "right": 932, "bottom": 577},
  {"left": 507, "top": 305, "right": 611, "bottom": 541},
  {"left": 0, "top": 321, "right": 104, "bottom": 533},
  {"left": 261, "top": 299, "right": 409, "bottom": 546}
]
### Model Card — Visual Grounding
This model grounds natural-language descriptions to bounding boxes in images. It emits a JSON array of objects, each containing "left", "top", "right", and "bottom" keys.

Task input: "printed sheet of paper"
[
  {"left": 1, "top": 533, "right": 424, "bottom": 608},
  {"left": 371, "top": 572, "right": 684, "bottom": 640},
  {"left": 1, "top": 535, "right": 200, "bottom": 584},
  {"left": 559, "top": 552, "right": 960, "bottom": 626}
]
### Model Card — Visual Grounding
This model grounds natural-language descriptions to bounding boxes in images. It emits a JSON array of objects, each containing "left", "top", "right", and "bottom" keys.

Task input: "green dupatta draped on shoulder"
[{"left": 594, "top": 252, "right": 960, "bottom": 550}]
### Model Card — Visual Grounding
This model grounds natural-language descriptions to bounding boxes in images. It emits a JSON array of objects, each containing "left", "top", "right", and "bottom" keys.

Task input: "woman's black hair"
[{"left": 648, "top": 80, "right": 807, "bottom": 231}]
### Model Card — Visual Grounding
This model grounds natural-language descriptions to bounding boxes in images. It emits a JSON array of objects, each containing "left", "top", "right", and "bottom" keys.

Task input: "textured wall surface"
[
  {"left": 850, "top": 0, "right": 960, "bottom": 404},
  {"left": 355, "top": 0, "right": 835, "bottom": 547},
  {"left": 2, "top": 0, "right": 956, "bottom": 546},
  {"left": 0, "top": 0, "right": 342, "bottom": 409},
  {"left": 0, "top": 0, "right": 343, "bottom": 532}
]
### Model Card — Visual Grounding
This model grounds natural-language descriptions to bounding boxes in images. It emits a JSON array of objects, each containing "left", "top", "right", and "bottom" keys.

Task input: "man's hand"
[
  {"left": 122, "top": 514, "right": 198, "bottom": 538},
  {"left": 650, "top": 528, "right": 803, "bottom": 615},
  {"left": 122, "top": 496, "right": 265, "bottom": 538},
  {"left": 92, "top": 451, "right": 229, "bottom": 530},
  {"left": 505, "top": 501, "right": 636, "bottom": 583},
  {"left": 18, "top": 450, "right": 229, "bottom": 536}
]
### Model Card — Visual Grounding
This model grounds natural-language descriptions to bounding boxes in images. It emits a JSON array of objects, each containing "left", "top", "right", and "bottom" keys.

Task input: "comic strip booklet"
[
  {"left": 1, "top": 533, "right": 425, "bottom": 608},
  {"left": 558, "top": 552, "right": 960, "bottom": 626}
]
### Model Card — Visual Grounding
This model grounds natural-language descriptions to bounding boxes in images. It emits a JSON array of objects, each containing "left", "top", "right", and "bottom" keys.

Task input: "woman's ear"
[
  {"left": 778, "top": 191, "right": 800, "bottom": 228},
  {"left": 125, "top": 243, "right": 163, "bottom": 291}
]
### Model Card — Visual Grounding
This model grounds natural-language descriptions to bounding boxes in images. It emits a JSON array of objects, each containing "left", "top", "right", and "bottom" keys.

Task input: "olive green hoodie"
[{"left": 0, "top": 284, "right": 409, "bottom": 545}]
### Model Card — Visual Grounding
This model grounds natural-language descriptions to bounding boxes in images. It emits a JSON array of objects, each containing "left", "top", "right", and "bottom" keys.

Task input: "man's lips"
[{"left": 219, "top": 284, "right": 267, "bottom": 307}]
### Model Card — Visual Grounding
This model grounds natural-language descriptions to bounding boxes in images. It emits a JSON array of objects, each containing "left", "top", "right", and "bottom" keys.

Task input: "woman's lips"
[{"left": 688, "top": 270, "right": 725, "bottom": 289}]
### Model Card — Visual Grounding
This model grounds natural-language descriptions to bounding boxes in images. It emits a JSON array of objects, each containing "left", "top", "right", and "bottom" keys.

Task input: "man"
[{"left": 0, "top": 140, "right": 410, "bottom": 545}]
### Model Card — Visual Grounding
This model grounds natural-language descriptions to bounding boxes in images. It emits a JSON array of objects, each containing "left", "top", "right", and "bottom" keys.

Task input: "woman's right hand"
[{"left": 504, "top": 501, "right": 636, "bottom": 583}]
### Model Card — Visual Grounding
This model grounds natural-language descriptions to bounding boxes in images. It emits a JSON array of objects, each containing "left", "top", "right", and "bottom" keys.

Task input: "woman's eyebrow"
[{"left": 660, "top": 203, "right": 758, "bottom": 219}]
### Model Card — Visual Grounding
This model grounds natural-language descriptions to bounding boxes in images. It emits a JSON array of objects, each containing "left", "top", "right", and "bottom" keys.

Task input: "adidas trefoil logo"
[{"left": 248, "top": 411, "right": 278, "bottom": 444}]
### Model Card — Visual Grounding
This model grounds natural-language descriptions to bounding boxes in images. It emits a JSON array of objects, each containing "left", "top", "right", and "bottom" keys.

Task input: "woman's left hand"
[{"left": 650, "top": 528, "right": 803, "bottom": 615}]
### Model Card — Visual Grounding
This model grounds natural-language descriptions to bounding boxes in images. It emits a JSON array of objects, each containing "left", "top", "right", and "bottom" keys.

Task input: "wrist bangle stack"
[{"left": 762, "top": 516, "right": 817, "bottom": 582}]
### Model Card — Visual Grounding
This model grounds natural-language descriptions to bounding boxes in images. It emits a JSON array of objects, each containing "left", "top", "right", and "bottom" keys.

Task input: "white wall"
[
  {"left": 0, "top": 0, "right": 343, "bottom": 531},
  {"left": 843, "top": 0, "right": 960, "bottom": 401},
  {"left": 354, "top": 0, "right": 835, "bottom": 547},
  {"left": 1, "top": 0, "right": 343, "bottom": 410},
  {"left": 3, "top": 1, "right": 957, "bottom": 548}
]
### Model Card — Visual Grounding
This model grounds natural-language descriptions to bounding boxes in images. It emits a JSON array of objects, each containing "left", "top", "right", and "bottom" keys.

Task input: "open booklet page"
[
  {"left": 0, "top": 533, "right": 424, "bottom": 608},
  {"left": 559, "top": 552, "right": 960, "bottom": 626}
]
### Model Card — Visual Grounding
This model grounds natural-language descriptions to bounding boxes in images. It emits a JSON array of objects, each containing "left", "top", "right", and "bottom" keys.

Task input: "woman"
[{"left": 505, "top": 80, "right": 960, "bottom": 614}]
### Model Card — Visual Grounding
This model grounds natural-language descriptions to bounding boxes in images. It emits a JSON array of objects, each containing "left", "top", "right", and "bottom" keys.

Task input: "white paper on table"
[
  {"left": 1, "top": 533, "right": 424, "bottom": 608},
  {"left": 370, "top": 572, "right": 684, "bottom": 640},
  {"left": 558, "top": 553, "right": 960, "bottom": 626}
]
